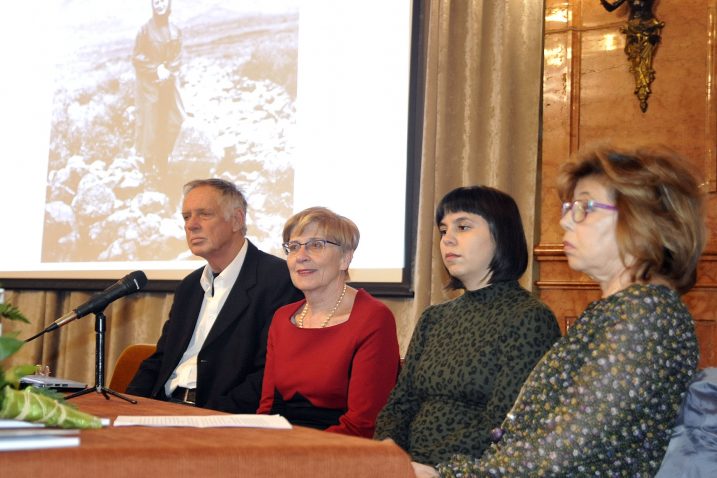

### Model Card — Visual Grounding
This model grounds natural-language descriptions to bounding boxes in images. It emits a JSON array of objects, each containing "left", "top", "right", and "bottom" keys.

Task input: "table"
[{"left": 0, "top": 393, "right": 415, "bottom": 477}]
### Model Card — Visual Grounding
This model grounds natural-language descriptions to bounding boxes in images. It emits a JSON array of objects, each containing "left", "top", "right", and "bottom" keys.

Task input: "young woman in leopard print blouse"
[{"left": 374, "top": 186, "right": 560, "bottom": 465}]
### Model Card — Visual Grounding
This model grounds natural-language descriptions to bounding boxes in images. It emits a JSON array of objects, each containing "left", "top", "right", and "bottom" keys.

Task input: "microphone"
[{"left": 25, "top": 271, "right": 148, "bottom": 342}]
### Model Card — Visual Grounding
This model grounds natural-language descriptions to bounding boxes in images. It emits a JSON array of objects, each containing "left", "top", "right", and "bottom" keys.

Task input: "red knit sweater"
[{"left": 258, "top": 289, "right": 400, "bottom": 437}]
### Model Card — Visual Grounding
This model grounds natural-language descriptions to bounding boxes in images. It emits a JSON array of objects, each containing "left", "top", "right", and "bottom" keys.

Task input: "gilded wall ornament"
[{"left": 601, "top": 0, "right": 664, "bottom": 112}]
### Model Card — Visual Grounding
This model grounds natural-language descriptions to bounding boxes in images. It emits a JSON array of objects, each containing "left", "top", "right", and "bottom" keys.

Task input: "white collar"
[{"left": 199, "top": 240, "right": 248, "bottom": 294}]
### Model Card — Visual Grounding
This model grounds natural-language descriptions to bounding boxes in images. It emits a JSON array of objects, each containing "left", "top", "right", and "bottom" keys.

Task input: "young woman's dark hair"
[{"left": 435, "top": 186, "right": 529, "bottom": 289}]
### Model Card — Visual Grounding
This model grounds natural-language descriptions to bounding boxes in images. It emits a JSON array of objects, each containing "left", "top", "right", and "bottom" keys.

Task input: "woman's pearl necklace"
[{"left": 297, "top": 283, "right": 348, "bottom": 328}]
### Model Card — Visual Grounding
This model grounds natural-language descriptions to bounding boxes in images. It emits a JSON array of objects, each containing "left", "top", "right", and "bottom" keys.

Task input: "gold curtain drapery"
[
  {"left": 2, "top": 0, "right": 546, "bottom": 380},
  {"left": 406, "top": 0, "right": 546, "bottom": 336}
]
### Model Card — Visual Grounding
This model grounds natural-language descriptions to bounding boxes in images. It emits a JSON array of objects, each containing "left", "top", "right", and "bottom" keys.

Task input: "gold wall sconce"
[{"left": 601, "top": 0, "right": 664, "bottom": 112}]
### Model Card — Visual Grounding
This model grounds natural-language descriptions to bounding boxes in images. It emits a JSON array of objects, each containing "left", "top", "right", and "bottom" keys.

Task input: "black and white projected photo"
[
  {"left": 44, "top": 0, "right": 298, "bottom": 263},
  {"left": 0, "top": 1, "right": 414, "bottom": 284}
]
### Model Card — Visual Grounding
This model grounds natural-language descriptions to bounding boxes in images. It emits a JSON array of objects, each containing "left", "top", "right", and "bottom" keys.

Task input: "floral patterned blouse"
[{"left": 437, "top": 283, "right": 698, "bottom": 477}]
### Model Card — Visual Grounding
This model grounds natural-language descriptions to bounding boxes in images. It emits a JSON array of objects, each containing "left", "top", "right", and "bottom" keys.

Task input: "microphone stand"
[{"left": 64, "top": 311, "right": 137, "bottom": 404}]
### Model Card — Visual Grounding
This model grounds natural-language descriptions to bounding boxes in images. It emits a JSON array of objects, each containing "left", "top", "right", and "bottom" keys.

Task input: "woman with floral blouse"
[{"left": 413, "top": 145, "right": 706, "bottom": 477}]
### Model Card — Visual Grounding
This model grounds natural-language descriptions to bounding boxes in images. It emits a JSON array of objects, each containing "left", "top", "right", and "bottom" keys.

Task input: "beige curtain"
[
  {"left": 2, "top": 0, "right": 545, "bottom": 381},
  {"left": 406, "top": 0, "right": 546, "bottom": 330},
  {"left": 3, "top": 288, "right": 173, "bottom": 384}
]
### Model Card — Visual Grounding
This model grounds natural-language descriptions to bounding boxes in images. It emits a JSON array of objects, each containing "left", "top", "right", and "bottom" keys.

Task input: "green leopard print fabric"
[
  {"left": 438, "top": 283, "right": 698, "bottom": 477},
  {"left": 374, "top": 280, "right": 560, "bottom": 464}
]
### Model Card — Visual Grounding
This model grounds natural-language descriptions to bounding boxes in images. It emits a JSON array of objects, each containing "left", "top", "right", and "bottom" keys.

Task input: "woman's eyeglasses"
[
  {"left": 282, "top": 238, "right": 341, "bottom": 255},
  {"left": 561, "top": 199, "right": 617, "bottom": 223}
]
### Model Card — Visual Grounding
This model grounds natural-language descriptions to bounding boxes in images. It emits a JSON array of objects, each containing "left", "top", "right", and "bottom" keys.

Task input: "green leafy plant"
[
  {"left": 0, "top": 303, "right": 101, "bottom": 428},
  {"left": 0, "top": 303, "right": 33, "bottom": 383}
]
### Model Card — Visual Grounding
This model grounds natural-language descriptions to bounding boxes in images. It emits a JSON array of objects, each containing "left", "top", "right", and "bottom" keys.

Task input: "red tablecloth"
[{"left": 0, "top": 392, "right": 414, "bottom": 477}]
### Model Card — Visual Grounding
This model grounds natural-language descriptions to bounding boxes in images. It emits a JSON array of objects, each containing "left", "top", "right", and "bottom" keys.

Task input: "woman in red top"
[{"left": 257, "top": 207, "right": 400, "bottom": 437}]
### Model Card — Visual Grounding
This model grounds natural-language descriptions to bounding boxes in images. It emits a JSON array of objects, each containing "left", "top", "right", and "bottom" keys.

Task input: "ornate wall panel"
[{"left": 539, "top": 0, "right": 717, "bottom": 368}]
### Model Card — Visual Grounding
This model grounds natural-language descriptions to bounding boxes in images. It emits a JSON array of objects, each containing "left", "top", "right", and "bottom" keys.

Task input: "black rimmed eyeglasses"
[
  {"left": 561, "top": 199, "right": 617, "bottom": 223},
  {"left": 282, "top": 238, "right": 341, "bottom": 255}
]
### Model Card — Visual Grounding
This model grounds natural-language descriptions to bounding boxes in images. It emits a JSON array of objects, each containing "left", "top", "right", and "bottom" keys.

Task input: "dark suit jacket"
[{"left": 126, "top": 240, "right": 302, "bottom": 413}]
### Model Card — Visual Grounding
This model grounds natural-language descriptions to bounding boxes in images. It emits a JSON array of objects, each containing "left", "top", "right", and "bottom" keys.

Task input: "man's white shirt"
[{"left": 165, "top": 240, "right": 248, "bottom": 397}]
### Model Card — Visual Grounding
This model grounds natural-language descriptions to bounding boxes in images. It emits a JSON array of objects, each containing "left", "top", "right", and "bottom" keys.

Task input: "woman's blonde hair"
[
  {"left": 558, "top": 145, "right": 706, "bottom": 294},
  {"left": 282, "top": 206, "right": 360, "bottom": 279}
]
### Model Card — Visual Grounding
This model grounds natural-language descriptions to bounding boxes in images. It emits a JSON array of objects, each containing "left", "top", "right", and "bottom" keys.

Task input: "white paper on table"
[
  {"left": 0, "top": 419, "right": 45, "bottom": 428},
  {"left": 113, "top": 414, "right": 292, "bottom": 429},
  {"left": 0, "top": 428, "right": 80, "bottom": 451}
]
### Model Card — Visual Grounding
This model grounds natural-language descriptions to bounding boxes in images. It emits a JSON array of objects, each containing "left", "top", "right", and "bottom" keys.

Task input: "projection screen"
[{"left": 0, "top": 0, "right": 423, "bottom": 295}]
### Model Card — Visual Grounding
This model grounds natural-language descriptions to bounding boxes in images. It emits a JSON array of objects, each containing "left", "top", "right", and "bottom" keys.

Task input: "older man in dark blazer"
[{"left": 127, "top": 178, "right": 301, "bottom": 413}]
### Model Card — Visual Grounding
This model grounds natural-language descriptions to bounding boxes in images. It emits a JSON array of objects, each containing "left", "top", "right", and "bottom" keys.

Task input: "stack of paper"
[
  {"left": 113, "top": 414, "right": 292, "bottom": 429},
  {"left": 0, "top": 420, "right": 79, "bottom": 452}
]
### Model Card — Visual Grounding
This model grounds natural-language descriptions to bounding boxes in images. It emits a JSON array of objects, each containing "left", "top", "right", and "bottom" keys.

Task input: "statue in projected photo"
[{"left": 133, "top": 0, "right": 185, "bottom": 184}]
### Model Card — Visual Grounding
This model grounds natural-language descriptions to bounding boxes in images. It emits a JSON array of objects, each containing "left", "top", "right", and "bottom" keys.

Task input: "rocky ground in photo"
[{"left": 44, "top": 14, "right": 297, "bottom": 262}]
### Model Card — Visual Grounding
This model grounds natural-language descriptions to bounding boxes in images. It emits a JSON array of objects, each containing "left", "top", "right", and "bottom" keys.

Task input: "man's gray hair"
[{"left": 183, "top": 178, "right": 248, "bottom": 235}]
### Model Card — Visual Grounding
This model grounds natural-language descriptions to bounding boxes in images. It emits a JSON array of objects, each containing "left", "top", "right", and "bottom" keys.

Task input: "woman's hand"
[{"left": 412, "top": 461, "right": 439, "bottom": 478}]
